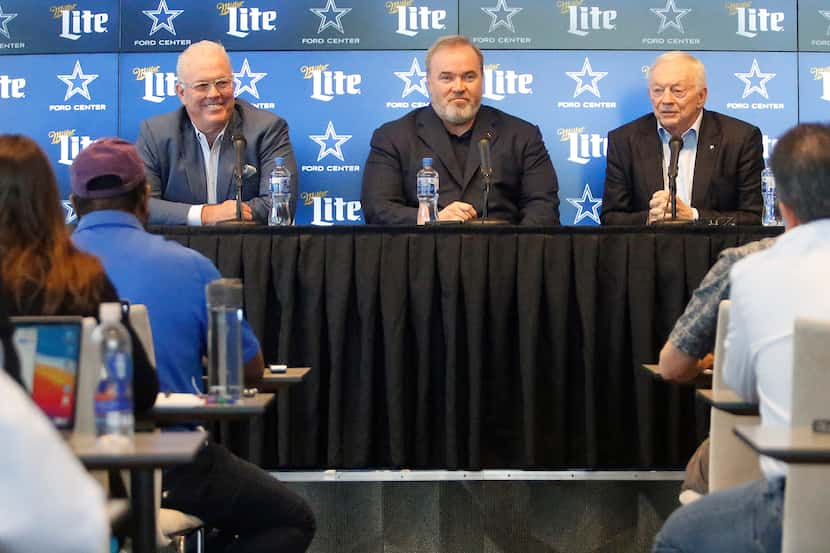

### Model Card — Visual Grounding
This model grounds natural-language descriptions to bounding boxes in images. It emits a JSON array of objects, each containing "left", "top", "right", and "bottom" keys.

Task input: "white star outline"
[
  {"left": 234, "top": 58, "right": 267, "bottom": 99},
  {"left": 820, "top": 10, "right": 830, "bottom": 36},
  {"left": 57, "top": 60, "right": 99, "bottom": 102},
  {"left": 0, "top": 5, "right": 18, "bottom": 40},
  {"left": 310, "top": 0, "right": 351, "bottom": 34},
  {"left": 650, "top": 0, "right": 691, "bottom": 35},
  {"left": 566, "top": 184, "right": 603, "bottom": 224},
  {"left": 309, "top": 121, "right": 352, "bottom": 162},
  {"left": 481, "top": 0, "right": 523, "bottom": 33},
  {"left": 394, "top": 58, "right": 428, "bottom": 98},
  {"left": 566, "top": 57, "right": 607, "bottom": 99},
  {"left": 143, "top": 0, "right": 183, "bottom": 36},
  {"left": 734, "top": 58, "right": 775, "bottom": 100}
]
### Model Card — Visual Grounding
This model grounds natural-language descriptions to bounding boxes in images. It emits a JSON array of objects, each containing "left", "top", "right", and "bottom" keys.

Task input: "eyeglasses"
[{"left": 181, "top": 77, "right": 234, "bottom": 94}]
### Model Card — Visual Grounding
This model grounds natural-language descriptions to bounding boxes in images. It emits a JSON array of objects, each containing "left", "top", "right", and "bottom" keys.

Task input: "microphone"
[
  {"left": 478, "top": 136, "right": 493, "bottom": 221},
  {"left": 232, "top": 134, "right": 246, "bottom": 221},
  {"left": 667, "top": 134, "right": 683, "bottom": 221}
]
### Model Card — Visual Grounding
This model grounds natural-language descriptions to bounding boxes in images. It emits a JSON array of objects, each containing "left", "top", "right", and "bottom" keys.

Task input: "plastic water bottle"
[
  {"left": 206, "top": 279, "right": 244, "bottom": 404},
  {"left": 761, "top": 167, "right": 782, "bottom": 226},
  {"left": 93, "top": 302, "right": 133, "bottom": 443},
  {"left": 416, "top": 157, "right": 439, "bottom": 225},
  {"left": 269, "top": 157, "right": 292, "bottom": 226}
]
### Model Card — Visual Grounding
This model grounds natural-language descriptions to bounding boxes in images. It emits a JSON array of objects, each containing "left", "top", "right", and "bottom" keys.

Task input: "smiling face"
[
  {"left": 426, "top": 43, "right": 483, "bottom": 135},
  {"left": 648, "top": 58, "right": 707, "bottom": 136},
  {"left": 176, "top": 45, "right": 235, "bottom": 142}
]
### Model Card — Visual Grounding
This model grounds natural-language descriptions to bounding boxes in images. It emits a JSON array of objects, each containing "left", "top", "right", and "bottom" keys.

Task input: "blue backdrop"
[{"left": 0, "top": 0, "right": 826, "bottom": 225}]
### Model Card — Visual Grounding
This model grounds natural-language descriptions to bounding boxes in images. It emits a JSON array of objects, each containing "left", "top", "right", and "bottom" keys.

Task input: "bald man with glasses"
[{"left": 137, "top": 40, "right": 298, "bottom": 225}]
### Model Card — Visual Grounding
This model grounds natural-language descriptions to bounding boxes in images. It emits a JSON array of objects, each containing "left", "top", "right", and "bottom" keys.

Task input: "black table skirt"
[{"left": 156, "top": 225, "right": 780, "bottom": 470}]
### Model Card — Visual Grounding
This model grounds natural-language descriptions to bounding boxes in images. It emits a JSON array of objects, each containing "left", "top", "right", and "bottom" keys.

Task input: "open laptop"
[{"left": 11, "top": 316, "right": 83, "bottom": 432}]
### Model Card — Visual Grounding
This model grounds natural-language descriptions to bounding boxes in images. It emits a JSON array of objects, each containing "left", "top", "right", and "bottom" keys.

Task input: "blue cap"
[
  {"left": 274, "top": 157, "right": 285, "bottom": 165},
  {"left": 422, "top": 157, "right": 432, "bottom": 166}
]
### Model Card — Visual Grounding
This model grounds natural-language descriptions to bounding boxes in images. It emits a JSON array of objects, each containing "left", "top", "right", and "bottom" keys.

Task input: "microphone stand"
[
  {"left": 655, "top": 135, "right": 691, "bottom": 226},
  {"left": 219, "top": 135, "right": 257, "bottom": 226}
]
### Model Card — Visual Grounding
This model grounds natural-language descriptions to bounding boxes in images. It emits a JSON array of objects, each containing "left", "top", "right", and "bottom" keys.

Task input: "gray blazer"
[{"left": 137, "top": 99, "right": 298, "bottom": 225}]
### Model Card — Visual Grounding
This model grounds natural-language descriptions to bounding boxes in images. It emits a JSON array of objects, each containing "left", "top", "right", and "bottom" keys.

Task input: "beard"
[{"left": 432, "top": 97, "right": 481, "bottom": 126}]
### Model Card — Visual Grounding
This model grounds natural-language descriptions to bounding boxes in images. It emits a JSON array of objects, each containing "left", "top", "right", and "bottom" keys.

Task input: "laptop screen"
[{"left": 11, "top": 317, "right": 82, "bottom": 430}]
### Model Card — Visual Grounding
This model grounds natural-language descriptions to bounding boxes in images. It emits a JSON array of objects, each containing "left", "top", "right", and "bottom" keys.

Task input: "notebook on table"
[{"left": 11, "top": 316, "right": 83, "bottom": 432}]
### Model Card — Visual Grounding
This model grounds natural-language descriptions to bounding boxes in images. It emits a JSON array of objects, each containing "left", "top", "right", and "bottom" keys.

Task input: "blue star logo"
[
  {"left": 394, "top": 58, "right": 428, "bottom": 98},
  {"left": 566, "top": 184, "right": 603, "bottom": 224},
  {"left": 143, "top": 0, "right": 183, "bottom": 36},
  {"left": 234, "top": 58, "right": 267, "bottom": 99},
  {"left": 734, "top": 58, "right": 775, "bottom": 100},
  {"left": 309, "top": 121, "right": 351, "bottom": 162},
  {"left": 310, "top": 0, "right": 351, "bottom": 34},
  {"left": 481, "top": 0, "right": 522, "bottom": 33},
  {"left": 0, "top": 5, "right": 17, "bottom": 40},
  {"left": 57, "top": 60, "right": 99, "bottom": 102},
  {"left": 650, "top": 0, "right": 691, "bottom": 34},
  {"left": 566, "top": 57, "right": 607, "bottom": 99},
  {"left": 62, "top": 200, "right": 77, "bottom": 223}
]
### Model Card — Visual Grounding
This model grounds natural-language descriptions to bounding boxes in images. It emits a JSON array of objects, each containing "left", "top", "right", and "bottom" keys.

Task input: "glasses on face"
[{"left": 182, "top": 77, "right": 234, "bottom": 94}]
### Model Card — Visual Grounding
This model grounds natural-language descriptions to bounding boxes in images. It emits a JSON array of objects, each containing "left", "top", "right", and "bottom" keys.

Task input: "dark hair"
[
  {"left": 770, "top": 123, "right": 830, "bottom": 223},
  {"left": 0, "top": 134, "right": 107, "bottom": 314},
  {"left": 73, "top": 175, "right": 148, "bottom": 218}
]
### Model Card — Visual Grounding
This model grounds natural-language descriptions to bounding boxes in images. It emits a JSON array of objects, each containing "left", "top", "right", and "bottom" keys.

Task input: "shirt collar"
[
  {"left": 192, "top": 122, "right": 229, "bottom": 146},
  {"left": 657, "top": 109, "right": 703, "bottom": 144},
  {"left": 74, "top": 209, "right": 144, "bottom": 233}
]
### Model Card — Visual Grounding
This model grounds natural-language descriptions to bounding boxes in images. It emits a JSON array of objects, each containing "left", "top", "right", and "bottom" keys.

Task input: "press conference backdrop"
[{"left": 0, "top": 0, "right": 827, "bottom": 225}]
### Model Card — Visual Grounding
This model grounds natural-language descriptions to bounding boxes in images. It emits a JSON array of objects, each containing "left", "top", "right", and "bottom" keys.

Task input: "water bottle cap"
[
  {"left": 206, "top": 278, "right": 244, "bottom": 308},
  {"left": 422, "top": 157, "right": 432, "bottom": 167},
  {"left": 274, "top": 157, "right": 285, "bottom": 166},
  {"left": 99, "top": 302, "right": 121, "bottom": 322}
]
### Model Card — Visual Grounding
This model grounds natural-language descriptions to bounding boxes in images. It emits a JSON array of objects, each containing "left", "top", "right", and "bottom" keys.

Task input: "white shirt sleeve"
[
  {"left": 187, "top": 204, "right": 204, "bottom": 227},
  {"left": 0, "top": 370, "right": 108, "bottom": 553},
  {"left": 722, "top": 267, "right": 758, "bottom": 403}
]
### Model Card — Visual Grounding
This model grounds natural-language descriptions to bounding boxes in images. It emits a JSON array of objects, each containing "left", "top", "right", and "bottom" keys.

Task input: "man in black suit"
[
  {"left": 601, "top": 52, "right": 763, "bottom": 226},
  {"left": 361, "top": 35, "right": 559, "bottom": 225}
]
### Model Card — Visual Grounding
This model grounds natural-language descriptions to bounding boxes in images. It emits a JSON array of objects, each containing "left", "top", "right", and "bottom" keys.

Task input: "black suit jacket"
[
  {"left": 601, "top": 110, "right": 763, "bottom": 225},
  {"left": 361, "top": 105, "right": 559, "bottom": 225}
]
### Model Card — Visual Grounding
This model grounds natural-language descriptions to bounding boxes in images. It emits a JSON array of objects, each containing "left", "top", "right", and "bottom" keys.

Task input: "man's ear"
[{"left": 779, "top": 200, "right": 799, "bottom": 230}]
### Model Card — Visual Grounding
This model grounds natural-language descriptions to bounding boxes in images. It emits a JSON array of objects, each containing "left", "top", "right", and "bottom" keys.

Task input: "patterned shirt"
[{"left": 668, "top": 238, "right": 776, "bottom": 358}]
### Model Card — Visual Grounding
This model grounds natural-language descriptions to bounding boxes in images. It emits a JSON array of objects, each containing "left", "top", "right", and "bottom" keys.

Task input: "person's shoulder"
[
  {"left": 703, "top": 110, "right": 760, "bottom": 135},
  {"left": 148, "top": 234, "right": 222, "bottom": 277},
  {"left": 607, "top": 113, "right": 655, "bottom": 138},
  {"left": 141, "top": 106, "right": 185, "bottom": 130},
  {"left": 375, "top": 107, "right": 424, "bottom": 132},
  {"left": 481, "top": 105, "right": 538, "bottom": 132}
]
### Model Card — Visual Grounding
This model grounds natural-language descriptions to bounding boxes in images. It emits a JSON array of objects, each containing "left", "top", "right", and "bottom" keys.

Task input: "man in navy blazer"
[
  {"left": 137, "top": 40, "right": 297, "bottom": 226},
  {"left": 601, "top": 52, "right": 763, "bottom": 226},
  {"left": 361, "top": 36, "right": 559, "bottom": 225}
]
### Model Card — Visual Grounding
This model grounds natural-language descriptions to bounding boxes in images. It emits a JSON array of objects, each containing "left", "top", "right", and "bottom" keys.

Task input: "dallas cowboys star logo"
[
  {"left": 820, "top": 10, "right": 830, "bottom": 36},
  {"left": 62, "top": 200, "right": 77, "bottom": 224},
  {"left": 309, "top": 121, "right": 351, "bottom": 162},
  {"left": 234, "top": 58, "right": 267, "bottom": 99},
  {"left": 566, "top": 57, "right": 607, "bottom": 99},
  {"left": 0, "top": 5, "right": 18, "bottom": 40},
  {"left": 567, "top": 184, "right": 603, "bottom": 224},
  {"left": 57, "top": 60, "right": 99, "bottom": 102},
  {"left": 143, "top": 0, "right": 183, "bottom": 36},
  {"left": 394, "top": 58, "right": 428, "bottom": 98},
  {"left": 310, "top": 0, "right": 351, "bottom": 34},
  {"left": 481, "top": 0, "right": 522, "bottom": 33},
  {"left": 734, "top": 59, "right": 775, "bottom": 100},
  {"left": 650, "top": 0, "right": 691, "bottom": 34}
]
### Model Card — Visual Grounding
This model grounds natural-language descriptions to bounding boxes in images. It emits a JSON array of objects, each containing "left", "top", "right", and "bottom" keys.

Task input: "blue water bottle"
[
  {"left": 269, "top": 157, "right": 292, "bottom": 226},
  {"left": 416, "top": 157, "right": 439, "bottom": 225}
]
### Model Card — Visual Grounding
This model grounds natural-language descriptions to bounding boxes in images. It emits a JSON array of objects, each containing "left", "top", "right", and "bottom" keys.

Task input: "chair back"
[
  {"left": 73, "top": 317, "right": 101, "bottom": 438},
  {"left": 708, "top": 300, "right": 763, "bottom": 492},
  {"left": 129, "top": 304, "right": 156, "bottom": 366}
]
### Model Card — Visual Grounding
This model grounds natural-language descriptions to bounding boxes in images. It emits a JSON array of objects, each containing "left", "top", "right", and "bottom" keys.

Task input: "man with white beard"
[{"left": 361, "top": 35, "right": 560, "bottom": 225}]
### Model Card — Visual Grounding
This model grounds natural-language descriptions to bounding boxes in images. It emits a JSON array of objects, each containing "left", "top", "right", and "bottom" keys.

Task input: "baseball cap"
[{"left": 70, "top": 137, "right": 145, "bottom": 199}]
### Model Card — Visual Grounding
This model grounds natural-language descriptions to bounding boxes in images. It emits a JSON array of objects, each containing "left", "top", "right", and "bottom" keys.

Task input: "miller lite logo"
[
  {"left": 727, "top": 4, "right": 784, "bottom": 38},
  {"left": 218, "top": 2, "right": 277, "bottom": 38},
  {"left": 302, "top": 64, "right": 361, "bottom": 102},
  {"left": 50, "top": 130, "right": 93, "bottom": 166},
  {"left": 0, "top": 74, "right": 25, "bottom": 99},
  {"left": 562, "top": 4, "right": 616, "bottom": 37},
  {"left": 388, "top": 2, "right": 446, "bottom": 37},
  {"left": 482, "top": 64, "right": 532, "bottom": 101},
  {"left": 309, "top": 194, "right": 362, "bottom": 226},
  {"left": 559, "top": 128, "right": 607, "bottom": 165},
  {"left": 53, "top": 5, "right": 108, "bottom": 41},
  {"left": 135, "top": 66, "right": 177, "bottom": 104}
]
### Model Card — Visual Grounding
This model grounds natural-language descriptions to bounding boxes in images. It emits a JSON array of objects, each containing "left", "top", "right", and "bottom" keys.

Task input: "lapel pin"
[{"left": 709, "top": 144, "right": 716, "bottom": 150}]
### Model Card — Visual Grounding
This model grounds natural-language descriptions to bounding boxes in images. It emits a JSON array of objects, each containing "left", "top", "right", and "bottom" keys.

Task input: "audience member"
[
  {"left": 602, "top": 51, "right": 763, "bottom": 225},
  {"left": 653, "top": 123, "right": 830, "bottom": 552},
  {"left": 137, "top": 40, "right": 298, "bottom": 225},
  {"left": 361, "top": 35, "right": 559, "bottom": 225},
  {"left": 71, "top": 138, "right": 316, "bottom": 553}
]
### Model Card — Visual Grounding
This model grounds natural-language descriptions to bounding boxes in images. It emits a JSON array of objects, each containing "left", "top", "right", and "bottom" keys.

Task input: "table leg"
[{"left": 130, "top": 467, "right": 156, "bottom": 553}]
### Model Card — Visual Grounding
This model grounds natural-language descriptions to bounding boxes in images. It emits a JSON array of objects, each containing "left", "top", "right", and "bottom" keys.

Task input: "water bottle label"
[
  {"left": 270, "top": 176, "right": 290, "bottom": 195},
  {"left": 417, "top": 176, "right": 438, "bottom": 197}
]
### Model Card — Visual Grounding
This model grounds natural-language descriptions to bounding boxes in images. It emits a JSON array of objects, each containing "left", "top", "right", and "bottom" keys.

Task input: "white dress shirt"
[
  {"left": 186, "top": 125, "right": 228, "bottom": 226},
  {"left": 658, "top": 110, "right": 703, "bottom": 220},
  {"left": 0, "top": 369, "right": 108, "bottom": 552}
]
